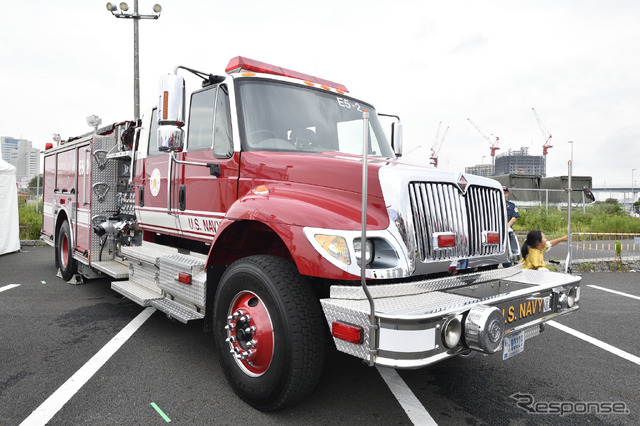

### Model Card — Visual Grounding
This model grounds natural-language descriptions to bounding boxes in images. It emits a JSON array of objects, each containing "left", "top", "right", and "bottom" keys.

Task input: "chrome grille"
[{"left": 408, "top": 182, "right": 505, "bottom": 261}]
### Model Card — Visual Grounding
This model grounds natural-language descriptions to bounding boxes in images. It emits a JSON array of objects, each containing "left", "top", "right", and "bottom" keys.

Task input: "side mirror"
[
  {"left": 583, "top": 186, "right": 595, "bottom": 203},
  {"left": 158, "top": 125, "right": 184, "bottom": 152},
  {"left": 392, "top": 121, "right": 403, "bottom": 157},
  {"left": 157, "top": 74, "right": 186, "bottom": 152}
]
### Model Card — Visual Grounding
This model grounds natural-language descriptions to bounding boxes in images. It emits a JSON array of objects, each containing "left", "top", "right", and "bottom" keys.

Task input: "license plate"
[{"left": 502, "top": 331, "right": 525, "bottom": 360}]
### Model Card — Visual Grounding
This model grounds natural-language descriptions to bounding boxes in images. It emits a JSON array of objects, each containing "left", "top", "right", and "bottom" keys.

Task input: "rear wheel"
[
  {"left": 214, "top": 255, "right": 325, "bottom": 411},
  {"left": 56, "top": 221, "right": 76, "bottom": 281}
]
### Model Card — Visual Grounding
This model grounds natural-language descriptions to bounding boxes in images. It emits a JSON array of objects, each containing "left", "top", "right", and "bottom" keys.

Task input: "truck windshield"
[{"left": 236, "top": 79, "right": 395, "bottom": 157}]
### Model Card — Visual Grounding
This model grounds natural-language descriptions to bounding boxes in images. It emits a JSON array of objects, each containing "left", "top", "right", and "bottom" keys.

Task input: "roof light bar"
[{"left": 225, "top": 56, "right": 349, "bottom": 93}]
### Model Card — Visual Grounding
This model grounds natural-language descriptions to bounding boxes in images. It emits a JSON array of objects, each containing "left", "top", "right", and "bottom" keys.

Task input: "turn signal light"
[
  {"left": 314, "top": 234, "right": 350, "bottom": 265},
  {"left": 254, "top": 185, "right": 270, "bottom": 195},
  {"left": 331, "top": 321, "right": 363, "bottom": 344}
]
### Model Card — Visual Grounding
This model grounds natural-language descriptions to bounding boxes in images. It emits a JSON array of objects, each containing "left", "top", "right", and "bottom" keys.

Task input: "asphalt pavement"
[{"left": 1, "top": 246, "right": 639, "bottom": 425}]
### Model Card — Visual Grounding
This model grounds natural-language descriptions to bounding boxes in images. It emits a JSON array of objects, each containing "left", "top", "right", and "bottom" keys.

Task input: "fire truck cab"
[{"left": 42, "top": 56, "right": 581, "bottom": 411}]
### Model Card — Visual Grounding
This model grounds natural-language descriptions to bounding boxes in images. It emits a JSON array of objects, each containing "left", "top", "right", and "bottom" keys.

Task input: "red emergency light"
[
  {"left": 225, "top": 56, "right": 349, "bottom": 93},
  {"left": 483, "top": 231, "right": 500, "bottom": 245},
  {"left": 434, "top": 233, "right": 456, "bottom": 249}
]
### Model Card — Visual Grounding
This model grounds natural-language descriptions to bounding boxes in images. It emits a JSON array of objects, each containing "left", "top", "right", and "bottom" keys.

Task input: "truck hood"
[{"left": 239, "top": 151, "right": 393, "bottom": 197}]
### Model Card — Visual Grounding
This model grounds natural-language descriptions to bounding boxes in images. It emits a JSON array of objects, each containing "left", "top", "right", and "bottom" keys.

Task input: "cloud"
[{"left": 450, "top": 32, "right": 488, "bottom": 55}]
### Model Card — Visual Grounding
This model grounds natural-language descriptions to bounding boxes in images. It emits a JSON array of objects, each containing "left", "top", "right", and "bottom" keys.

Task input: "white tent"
[{"left": 0, "top": 158, "right": 20, "bottom": 255}]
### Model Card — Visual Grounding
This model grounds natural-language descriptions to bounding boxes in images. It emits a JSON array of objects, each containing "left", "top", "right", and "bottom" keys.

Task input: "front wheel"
[
  {"left": 214, "top": 255, "right": 325, "bottom": 411},
  {"left": 56, "top": 220, "right": 77, "bottom": 281}
]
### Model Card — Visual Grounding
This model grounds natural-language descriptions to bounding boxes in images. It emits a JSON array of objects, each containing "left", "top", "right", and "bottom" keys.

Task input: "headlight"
[
  {"left": 353, "top": 238, "right": 374, "bottom": 266},
  {"left": 314, "top": 234, "right": 350, "bottom": 265}
]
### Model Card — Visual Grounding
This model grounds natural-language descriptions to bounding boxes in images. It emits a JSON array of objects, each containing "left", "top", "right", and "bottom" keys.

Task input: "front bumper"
[{"left": 320, "top": 264, "right": 581, "bottom": 368}]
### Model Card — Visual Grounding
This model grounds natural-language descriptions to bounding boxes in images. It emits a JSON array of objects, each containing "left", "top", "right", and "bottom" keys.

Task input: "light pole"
[
  {"left": 633, "top": 168, "right": 637, "bottom": 214},
  {"left": 106, "top": 1, "right": 162, "bottom": 120},
  {"left": 566, "top": 141, "right": 574, "bottom": 273}
]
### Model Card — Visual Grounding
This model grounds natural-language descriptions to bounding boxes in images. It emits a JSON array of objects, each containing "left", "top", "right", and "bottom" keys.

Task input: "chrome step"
[
  {"left": 111, "top": 280, "right": 162, "bottom": 306},
  {"left": 93, "top": 260, "right": 129, "bottom": 279},
  {"left": 150, "top": 298, "right": 204, "bottom": 324}
]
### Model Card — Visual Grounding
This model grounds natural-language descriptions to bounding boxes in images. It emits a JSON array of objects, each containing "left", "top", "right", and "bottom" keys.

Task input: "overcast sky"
[{"left": 2, "top": 0, "right": 639, "bottom": 187}]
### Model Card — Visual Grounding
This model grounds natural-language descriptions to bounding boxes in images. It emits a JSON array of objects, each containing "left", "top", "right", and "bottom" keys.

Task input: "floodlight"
[
  {"left": 153, "top": 4, "right": 162, "bottom": 13},
  {"left": 86, "top": 115, "right": 103, "bottom": 128},
  {"left": 106, "top": 2, "right": 116, "bottom": 12},
  {"left": 119, "top": 2, "right": 129, "bottom": 12}
]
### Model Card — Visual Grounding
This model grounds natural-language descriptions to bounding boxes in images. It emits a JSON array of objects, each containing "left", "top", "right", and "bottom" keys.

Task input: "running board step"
[
  {"left": 111, "top": 280, "right": 162, "bottom": 306},
  {"left": 150, "top": 298, "right": 204, "bottom": 324},
  {"left": 93, "top": 260, "right": 129, "bottom": 279}
]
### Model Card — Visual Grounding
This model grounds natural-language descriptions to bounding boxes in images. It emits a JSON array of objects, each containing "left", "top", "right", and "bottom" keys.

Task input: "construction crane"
[
  {"left": 467, "top": 117, "right": 500, "bottom": 173},
  {"left": 430, "top": 121, "right": 449, "bottom": 168},
  {"left": 532, "top": 107, "right": 553, "bottom": 158}
]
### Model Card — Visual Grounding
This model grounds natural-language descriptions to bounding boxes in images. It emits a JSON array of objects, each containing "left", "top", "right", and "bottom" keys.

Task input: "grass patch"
[
  {"left": 513, "top": 205, "right": 640, "bottom": 237},
  {"left": 18, "top": 201, "right": 43, "bottom": 240}
]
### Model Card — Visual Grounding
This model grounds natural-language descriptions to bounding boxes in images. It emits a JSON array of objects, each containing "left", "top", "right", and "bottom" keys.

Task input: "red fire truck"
[{"left": 41, "top": 56, "right": 581, "bottom": 411}]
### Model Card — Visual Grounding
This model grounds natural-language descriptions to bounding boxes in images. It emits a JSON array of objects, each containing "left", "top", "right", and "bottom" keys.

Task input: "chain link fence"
[{"left": 571, "top": 233, "right": 640, "bottom": 262}]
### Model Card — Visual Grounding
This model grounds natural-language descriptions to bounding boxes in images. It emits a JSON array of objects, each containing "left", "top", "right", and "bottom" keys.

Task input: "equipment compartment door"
[
  {"left": 136, "top": 109, "right": 181, "bottom": 236},
  {"left": 75, "top": 144, "right": 91, "bottom": 256}
]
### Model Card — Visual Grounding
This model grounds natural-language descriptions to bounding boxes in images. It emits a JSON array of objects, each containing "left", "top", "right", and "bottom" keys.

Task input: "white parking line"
[
  {"left": 588, "top": 285, "right": 640, "bottom": 301},
  {"left": 0, "top": 284, "right": 21, "bottom": 293},
  {"left": 20, "top": 307, "right": 156, "bottom": 426},
  {"left": 376, "top": 366, "right": 438, "bottom": 426},
  {"left": 547, "top": 320, "right": 640, "bottom": 366}
]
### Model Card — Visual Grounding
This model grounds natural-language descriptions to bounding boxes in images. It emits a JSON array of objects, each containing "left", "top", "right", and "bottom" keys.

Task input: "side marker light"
[{"left": 332, "top": 321, "right": 363, "bottom": 344}]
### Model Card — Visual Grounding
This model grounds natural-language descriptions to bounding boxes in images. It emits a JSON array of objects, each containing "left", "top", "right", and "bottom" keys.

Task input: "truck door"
[{"left": 174, "top": 84, "right": 238, "bottom": 242}]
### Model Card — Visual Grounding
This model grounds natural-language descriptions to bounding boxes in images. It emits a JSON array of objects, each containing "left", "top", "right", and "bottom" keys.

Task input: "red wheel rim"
[
  {"left": 61, "top": 233, "right": 69, "bottom": 268},
  {"left": 225, "top": 291, "right": 274, "bottom": 377}
]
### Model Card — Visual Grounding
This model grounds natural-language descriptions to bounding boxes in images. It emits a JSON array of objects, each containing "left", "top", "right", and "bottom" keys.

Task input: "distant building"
[
  {"left": 0, "top": 136, "right": 22, "bottom": 163},
  {"left": 3, "top": 138, "right": 40, "bottom": 184},
  {"left": 465, "top": 164, "right": 493, "bottom": 177},
  {"left": 493, "top": 147, "right": 546, "bottom": 177}
]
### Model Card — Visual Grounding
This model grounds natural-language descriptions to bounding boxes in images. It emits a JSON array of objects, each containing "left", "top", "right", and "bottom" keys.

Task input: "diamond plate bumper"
[{"left": 320, "top": 265, "right": 581, "bottom": 368}]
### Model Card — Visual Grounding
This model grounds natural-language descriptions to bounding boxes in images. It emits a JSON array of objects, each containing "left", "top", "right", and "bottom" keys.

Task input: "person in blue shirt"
[{"left": 503, "top": 186, "right": 519, "bottom": 228}]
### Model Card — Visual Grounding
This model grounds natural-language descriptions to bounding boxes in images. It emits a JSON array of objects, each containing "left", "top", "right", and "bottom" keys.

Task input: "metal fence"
[
  {"left": 508, "top": 188, "right": 590, "bottom": 211},
  {"left": 570, "top": 233, "right": 640, "bottom": 262},
  {"left": 17, "top": 175, "right": 43, "bottom": 212}
]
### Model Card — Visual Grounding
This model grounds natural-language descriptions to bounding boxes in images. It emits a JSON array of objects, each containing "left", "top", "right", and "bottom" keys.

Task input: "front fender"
[{"left": 209, "top": 183, "right": 390, "bottom": 279}]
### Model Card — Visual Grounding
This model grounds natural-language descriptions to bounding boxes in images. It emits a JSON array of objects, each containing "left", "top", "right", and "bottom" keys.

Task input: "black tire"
[
  {"left": 56, "top": 221, "right": 77, "bottom": 281},
  {"left": 214, "top": 255, "right": 325, "bottom": 411}
]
